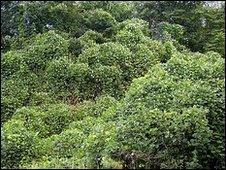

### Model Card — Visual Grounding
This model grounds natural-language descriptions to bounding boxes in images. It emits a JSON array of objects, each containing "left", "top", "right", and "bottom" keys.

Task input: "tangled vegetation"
[{"left": 1, "top": 1, "right": 225, "bottom": 169}]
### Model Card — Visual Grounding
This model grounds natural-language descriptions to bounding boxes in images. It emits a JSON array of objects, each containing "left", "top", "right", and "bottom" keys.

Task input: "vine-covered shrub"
[
  {"left": 65, "top": 115, "right": 118, "bottom": 169},
  {"left": 1, "top": 56, "right": 48, "bottom": 123},
  {"left": 20, "top": 117, "right": 119, "bottom": 169},
  {"left": 47, "top": 41, "right": 140, "bottom": 100},
  {"left": 115, "top": 51, "right": 225, "bottom": 168},
  {"left": 84, "top": 9, "right": 117, "bottom": 33},
  {"left": 81, "top": 120, "right": 117, "bottom": 169},
  {"left": 115, "top": 18, "right": 150, "bottom": 36},
  {"left": 46, "top": 57, "right": 72, "bottom": 94},
  {"left": 17, "top": 95, "right": 119, "bottom": 169},
  {"left": 1, "top": 51, "right": 26, "bottom": 78},
  {"left": 114, "top": 21, "right": 174, "bottom": 63},
  {"left": 71, "top": 95, "right": 118, "bottom": 120},
  {"left": 204, "top": 29, "right": 225, "bottom": 57},
  {"left": 1, "top": 51, "right": 46, "bottom": 123},
  {"left": 165, "top": 51, "right": 225, "bottom": 80},
  {"left": 130, "top": 44, "right": 158, "bottom": 77},
  {"left": 24, "top": 30, "right": 69, "bottom": 72},
  {"left": 1, "top": 78, "right": 29, "bottom": 123},
  {"left": 77, "top": 42, "right": 131, "bottom": 98},
  {"left": 79, "top": 1, "right": 134, "bottom": 22},
  {"left": 157, "top": 22, "right": 184, "bottom": 42},
  {"left": 68, "top": 38, "right": 83, "bottom": 58},
  {"left": 29, "top": 92, "right": 54, "bottom": 106},
  {"left": 78, "top": 30, "right": 106, "bottom": 49},
  {"left": 115, "top": 23, "right": 145, "bottom": 49},
  {"left": 1, "top": 119, "right": 39, "bottom": 169},
  {"left": 77, "top": 40, "right": 162, "bottom": 99},
  {"left": 46, "top": 57, "right": 91, "bottom": 101},
  {"left": 104, "top": 2, "right": 134, "bottom": 22},
  {"left": 140, "top": 37, "right": 173, "bottom": 62},
  {"left": 44, "top": 129, "right": 85, "bottom": 159},
  {"left": 165, "top": 51, "right": 225, "bottom": 169},
  {"left": 116, "top": 107, "right": 212, "bottom": 169},
  {"left": 49, "top": 2, "right": 84, "bottom": 37},
  {"left": 12, "top": 104, "right": 74, "bottom": 138}
]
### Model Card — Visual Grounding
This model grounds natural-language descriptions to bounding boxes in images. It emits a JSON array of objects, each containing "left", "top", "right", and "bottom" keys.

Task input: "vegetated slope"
[{"left": 1, "top": 1, "right": 225, "bottom": 169}]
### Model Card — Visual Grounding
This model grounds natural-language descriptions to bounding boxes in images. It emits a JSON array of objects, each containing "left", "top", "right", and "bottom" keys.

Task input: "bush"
[
  {"left": 49, "top": 2, "right": 86, "bottom": 37},
  {"left": 1, "top": 2, "right": 225, "bottom": 169},
  {"left": 68, "top": 117, "right": 118, "bottom": 168},
  {"left": 116, "top": 27, "right": 169, "bottom": 63},
  {"left": 157, "top": 22, "right": 184, "bottom": 42},
  {"left": 115, "top": 18, "right": 150, "bottom": 36},
  {"left": 61, "top": 96, "right": 119, "bottom": 168},
  {"left": 80, "top": 2, "right": 134, "bottom": 23},
  {"left": 46, "top": 57, "right": 90, "bottom": 101},
  {"left": 139, "top": 37, "right": 168, "bottom": 62},
  {"left": 12, "top": 104, "right": 74, "bottom": 138},
  {"left": 71, "top": 95, "right": 117, "bottom": 120},
  {"left": 24, "top": 30, "right": 69, "bottom": 72},
  {"left": 29, "top": 92, "right": 54, "bottom": 106},
  {"left": 162, "top": 41, "right": 177, "bottom": 62},
  {"left": 115, "top": 23, "right": 145, "bottom": 49},
  {"left": 81, "top": 120, "right": 117, "bottom": 169},
  {"left": 45, "top": 129, "right": 85, "bottom": 159},
  {"left": 7, "top": 34, "right": 38, "bottom": 51},
  {"left": 46, "top": 57, "right": 71, "bottom": 93},
  {"left": 116, "top": 51, "right": 225, "bottom": 168},
  {"left": 204, "top": 29, "right": 225, "bottom": 57},
  {"left": 46, "top": 54, "right": 123, "bottom": 101},
  {"left": 78, "top": 42, "right": 131, "bottom": 68},
  {"left": 22, "top": 94, "right": 119, "bottom": 169},
  {"left": 1, "top": 50, "right": 26, "bottom": 78},
  {"left": 1, "top": 78, "right": 29, "bottom": 123},
  {"left": 78, "top": 30, "right": 106, "bottom": 49},
  {"left": 68, "top": 38, "right": 83, "bottom": 57},
  {"left": 21, "top": 156, "right": 85, "bottom": 169},
  {"left": 116, "top": 107, "right": 212, "bottom": 169},
  {"left": 165, "top": 51, "right": 224, "bottom": 80},
  {"left": 67, "top": 62, "right": 91, "bottom": 100},
  {"left": 78, "top": 42, "right": 131, "bottom": 98},
  {"left": 1, "top": 119, "right": 39, "bottom": 169},
  {"left": 100, "top": 155, "right": 123, "bottom": 169},
  {"left": 84, "top": 9, "right": 116, "bottom": 33},
  {"left": 131, "top": 44, "right": 158, "bottom": 77},
  {"left": 105, "top": 2, "right": 134, "bottom": 22}
]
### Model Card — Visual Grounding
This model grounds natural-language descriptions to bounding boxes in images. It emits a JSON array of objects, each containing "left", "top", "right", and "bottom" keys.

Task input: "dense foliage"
[{"left": 1, "top": 1, "right": 225, "bottom": 169}]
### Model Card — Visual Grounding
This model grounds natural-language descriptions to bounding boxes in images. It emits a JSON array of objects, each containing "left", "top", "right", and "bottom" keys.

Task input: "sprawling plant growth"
[{"left": 1, "top": 1, "right": 225, "bottom": 169}]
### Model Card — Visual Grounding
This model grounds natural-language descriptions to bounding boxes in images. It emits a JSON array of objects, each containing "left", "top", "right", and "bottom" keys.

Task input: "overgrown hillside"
[{"left": 1, "top": 1, "right": 225, "bottom": 169}]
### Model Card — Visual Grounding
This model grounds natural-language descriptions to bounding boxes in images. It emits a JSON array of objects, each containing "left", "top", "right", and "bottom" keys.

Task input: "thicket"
[{"left": 1, "top": 1, "right": 225, "bottom": 169}]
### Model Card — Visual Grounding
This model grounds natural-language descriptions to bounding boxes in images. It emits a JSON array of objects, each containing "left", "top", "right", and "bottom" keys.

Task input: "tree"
[{"left": 134, "top": 1, "right": 225, "bottom": 56}]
